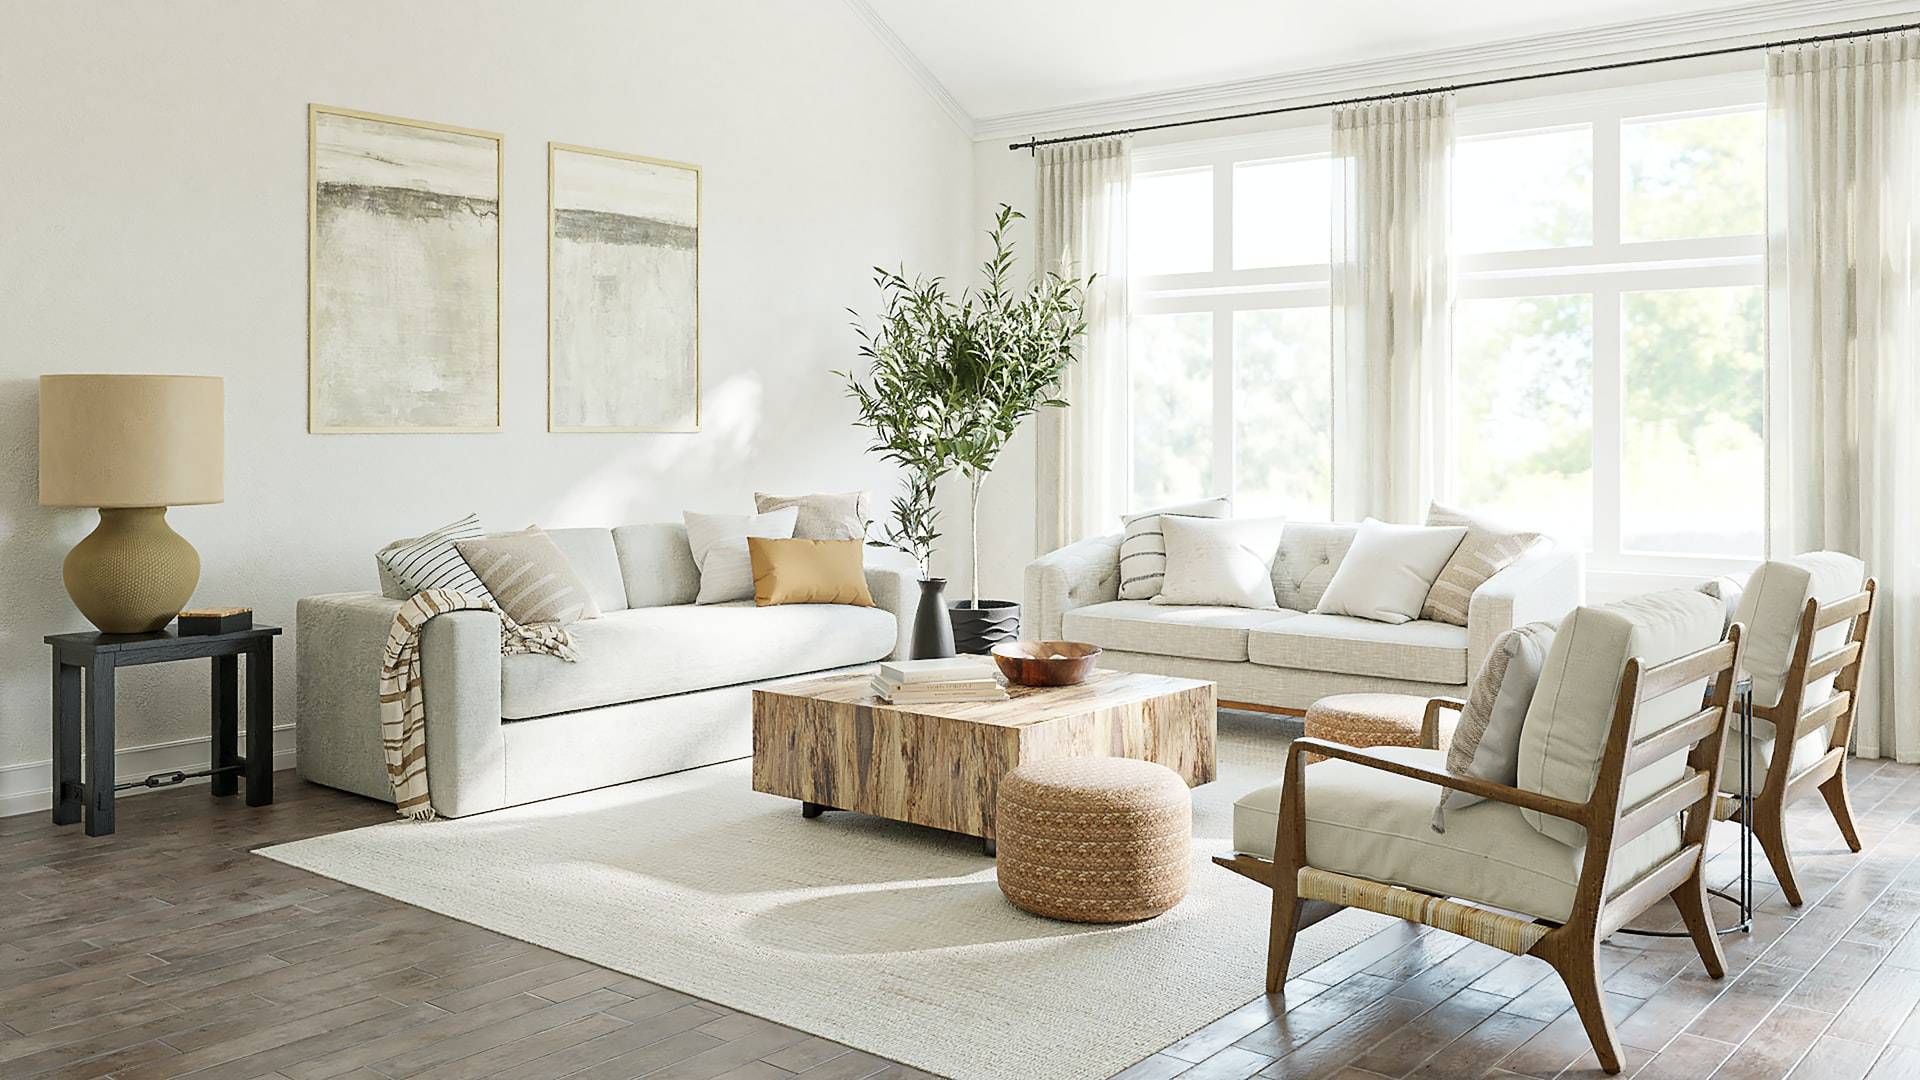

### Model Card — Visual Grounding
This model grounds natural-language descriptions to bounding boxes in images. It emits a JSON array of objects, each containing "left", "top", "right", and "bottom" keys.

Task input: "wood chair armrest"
[
  {"left": 1288, "top": 737, "right": 1588, "bottom": 824},
  {"left": 1421, "top": 697, "right": 1467, "bottom": 751}
]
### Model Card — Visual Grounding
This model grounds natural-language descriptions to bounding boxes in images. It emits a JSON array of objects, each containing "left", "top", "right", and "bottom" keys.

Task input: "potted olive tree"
[{"left": 844, "top": 204, "right": 1089, "bottom": 655}]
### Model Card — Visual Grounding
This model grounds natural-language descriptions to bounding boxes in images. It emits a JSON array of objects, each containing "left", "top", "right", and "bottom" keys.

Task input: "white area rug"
[{"left": 259, "top": 713, "right": 1392, "bottom": 1080}]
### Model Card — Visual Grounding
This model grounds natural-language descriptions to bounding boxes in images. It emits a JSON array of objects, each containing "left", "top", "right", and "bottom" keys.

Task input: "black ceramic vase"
[
  {"left": 949, "top": 599, "right": 1020, "bottom": 655},
  {"left": 910, "top": 578, "right": 957, "bottom": 659}
]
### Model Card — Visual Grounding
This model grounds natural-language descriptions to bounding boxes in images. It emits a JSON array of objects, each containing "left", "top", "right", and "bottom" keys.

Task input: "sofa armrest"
[
  {"left": 1466, "top": 541, "right": 1584, "bottom": 677},
  {"left": 863, "top": 545, "right": 920, "bottom": 660},
  {"left": 296, "top": 591, "right": 507, "bottom": 818},
  {"left": 1023, "top": 533, "right": 1123, "bottom": 640}
]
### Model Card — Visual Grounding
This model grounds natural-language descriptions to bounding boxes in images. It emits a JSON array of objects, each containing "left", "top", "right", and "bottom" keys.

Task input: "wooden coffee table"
[{"left": 751, "top": 668, "right": 1217, "bottom": 853}]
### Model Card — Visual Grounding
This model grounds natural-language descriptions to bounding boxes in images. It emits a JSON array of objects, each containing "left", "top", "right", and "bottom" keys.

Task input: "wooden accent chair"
[
  {"left": 1717, "top": 553, "right": 1876, "bottom": 907},
  {"left": 1217, "top": 594, "right": 1742, "bottom": 1075}
]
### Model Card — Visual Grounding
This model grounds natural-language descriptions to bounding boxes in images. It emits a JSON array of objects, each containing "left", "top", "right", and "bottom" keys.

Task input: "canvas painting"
[
  {"left": 548, "top": 143, "right": 700, "bottom": 432},
  {"left": 309, "top": 105, "right": 501, "bottom": 432}
]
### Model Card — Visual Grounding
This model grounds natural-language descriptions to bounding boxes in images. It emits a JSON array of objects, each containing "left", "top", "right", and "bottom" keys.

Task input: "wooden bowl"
[{"left": 991, "top": 640, "right": 1102, "bottom": 687}]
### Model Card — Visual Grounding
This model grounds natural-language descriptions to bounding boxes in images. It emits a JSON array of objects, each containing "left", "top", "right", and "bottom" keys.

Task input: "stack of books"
[{"left": 871, "top": 656, "right": 1008, "bottom": 704}]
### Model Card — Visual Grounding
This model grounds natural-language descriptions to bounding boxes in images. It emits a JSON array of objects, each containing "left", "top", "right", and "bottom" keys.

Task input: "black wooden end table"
[{"left": 46, "top": 624, "right": 281, "bottom": 837}]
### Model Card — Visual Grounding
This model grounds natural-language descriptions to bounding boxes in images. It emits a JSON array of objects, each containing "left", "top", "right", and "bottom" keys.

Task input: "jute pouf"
[
  {"left": 1302, "top": 692, "right": 1429, "bottom": 763},
  {"left": 994, "top": 757, "right": 1192, "bottom": 923}
]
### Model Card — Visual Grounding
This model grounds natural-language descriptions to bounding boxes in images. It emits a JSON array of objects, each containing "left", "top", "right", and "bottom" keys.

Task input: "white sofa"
[
  {"left": 296, "top": 523, "right": 918, "bottom": 817},
  {"left": 1024, "top": 520, "right": 1582, "bottom": 712}
]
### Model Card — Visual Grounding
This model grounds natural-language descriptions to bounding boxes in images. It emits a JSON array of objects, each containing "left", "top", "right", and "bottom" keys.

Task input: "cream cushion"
[
  {"left": 1314, "top": 518, "right": 1467, "bottom": 625},
  {"left": 1062, "top": 601, "right": 1299, "bottom": 663},
  {"left": 684, "top": 507, "right": 800, "bottom": 605},
  {"left": 1270, "top": 522, "right": 1358, "bottom": 612},
  {"left": 500, "top": 601, "right": 896, "bottom": 720},
  {"left": 1436, "top": 621, "right": 1557, "bottom": 823},
  {"left": 1117, "top": 496, "right": 1233, "bottom": 600},
  {"left": 1719, "top": 552, "right": 1866, "bottom": 794},
  {"left": 1153, "top": 515, "right": 1287, "bottom": 610},
  {"left": 1517, "top": 590, "right": 1724, "bottom": 846},
  {"left": 1231, "top": 747, "right": 1682, "bottom": 923},
  {"left": 1247, "top": 614, "right": 1468, "bottom": 684}
]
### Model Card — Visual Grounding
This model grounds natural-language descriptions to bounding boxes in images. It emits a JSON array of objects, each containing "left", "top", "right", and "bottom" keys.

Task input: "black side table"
[{"left": 46, "top": 624, "right": 281, "bottom": 837}]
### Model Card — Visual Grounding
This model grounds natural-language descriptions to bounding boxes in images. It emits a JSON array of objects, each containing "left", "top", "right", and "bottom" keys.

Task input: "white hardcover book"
[
  {"left": 877, "top": 657, "right": 999, "bottom": 684},
  {"left": 872, "top": 674, "right": 1000, "bottom": 696}
]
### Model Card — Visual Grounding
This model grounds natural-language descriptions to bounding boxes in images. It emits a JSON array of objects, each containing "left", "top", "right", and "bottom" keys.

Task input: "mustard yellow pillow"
[{"left": 748, "top": 537, "right": 875, "bottom": 607}]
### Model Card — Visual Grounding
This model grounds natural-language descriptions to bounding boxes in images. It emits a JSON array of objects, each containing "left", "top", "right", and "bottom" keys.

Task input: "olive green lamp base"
[{"left": 63, "top": 507, "right": 201, "bottom": 634}]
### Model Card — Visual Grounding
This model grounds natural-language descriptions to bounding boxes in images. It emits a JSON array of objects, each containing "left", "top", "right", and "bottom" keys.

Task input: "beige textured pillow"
[
  {"left": 753, "top": 492, "right": 871, "bottom": 541},
  {"left": 1433, "top": 621, "right": 1556, "bottom": 830},
  {"left": 1421, "top": 503, "right": 1541, "bottom": 626},
  {"left": 455, "top": 527, "right": 602, "bottom": 625}
]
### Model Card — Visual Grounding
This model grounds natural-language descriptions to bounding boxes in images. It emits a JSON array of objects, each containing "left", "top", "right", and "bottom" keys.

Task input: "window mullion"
[
  {"left": 1592, "top": 285, "right": 1623, "bottom": 565},
  {"left": 1213, "top": 303, "right": 1235, "bottom": 501}
]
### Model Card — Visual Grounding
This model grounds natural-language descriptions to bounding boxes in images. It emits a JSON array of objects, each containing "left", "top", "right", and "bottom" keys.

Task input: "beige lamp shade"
[{"left": 39, "top": 374, "right": 224, "bottom": 508}]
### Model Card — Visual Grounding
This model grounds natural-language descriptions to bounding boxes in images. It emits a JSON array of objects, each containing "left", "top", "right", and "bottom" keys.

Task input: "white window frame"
[
  {"left": 1450, "top": 72, "right": 1767, "bottom": 584},
  {"left": 1130, "top": 126, "right": 1335, "bottom": 518}
]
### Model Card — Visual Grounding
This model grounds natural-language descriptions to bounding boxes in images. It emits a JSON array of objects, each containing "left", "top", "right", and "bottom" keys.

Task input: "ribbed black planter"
[{"left": 949, "top": 599, "right": 1019, "bottom": 655}]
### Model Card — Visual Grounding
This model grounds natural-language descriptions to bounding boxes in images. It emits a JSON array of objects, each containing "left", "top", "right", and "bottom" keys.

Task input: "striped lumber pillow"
[
  {"left": 1420, "top": 503, "right": 1540, "bottom": 626},
  {"left": 376, "top": 514, "right": 496, "bottom": 604}
]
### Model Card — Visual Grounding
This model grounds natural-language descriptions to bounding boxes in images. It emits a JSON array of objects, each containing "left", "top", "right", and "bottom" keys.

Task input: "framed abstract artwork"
[
  {"left": 547, "top": 142, "right": 701, "bottom": 432},
  {"left": 308, "top": 104, "right": 502, "bottom": 433}
]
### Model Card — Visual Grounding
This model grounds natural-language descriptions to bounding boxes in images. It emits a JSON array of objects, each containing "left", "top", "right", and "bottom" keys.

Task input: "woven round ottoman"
[
  {"left": 994, "top": 757, "right": 1191, "bottom": 923},
  {"left": 1302, "top": 692, "right": 1429, "bottom": 763}
]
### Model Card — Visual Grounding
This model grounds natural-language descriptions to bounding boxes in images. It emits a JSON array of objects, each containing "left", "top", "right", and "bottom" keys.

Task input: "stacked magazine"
[{"left": 870, "top": 656, "right": 1008, "bottom": 704}]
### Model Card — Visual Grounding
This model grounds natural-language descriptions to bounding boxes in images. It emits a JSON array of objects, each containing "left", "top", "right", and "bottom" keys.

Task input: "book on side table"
[{"left": 871, "top": 656, "right": 1008, "bottom": 704}]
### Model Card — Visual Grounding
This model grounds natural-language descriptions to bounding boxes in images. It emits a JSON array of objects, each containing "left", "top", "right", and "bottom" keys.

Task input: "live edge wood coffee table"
[{"left": 752, "top": 668, "right": 1217, "bottom": 854}]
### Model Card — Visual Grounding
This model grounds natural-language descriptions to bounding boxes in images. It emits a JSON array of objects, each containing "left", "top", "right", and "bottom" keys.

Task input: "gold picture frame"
[
  {"left": 547, "top": 141, "right": 701, "bottom": 433},
  {"left": 308, "top": 104, "right": 503, "bottom": 434}
]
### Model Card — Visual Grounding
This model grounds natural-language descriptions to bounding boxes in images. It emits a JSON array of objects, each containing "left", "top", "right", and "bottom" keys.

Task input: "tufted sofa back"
[{"left": 1270, "top": 521, "right": 1359, "bottom": 612}]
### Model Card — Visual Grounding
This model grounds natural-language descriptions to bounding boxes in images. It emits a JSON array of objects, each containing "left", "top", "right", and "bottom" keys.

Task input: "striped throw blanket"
[{"left": 379, "top": 589, "right": 577, "bottom": 820}]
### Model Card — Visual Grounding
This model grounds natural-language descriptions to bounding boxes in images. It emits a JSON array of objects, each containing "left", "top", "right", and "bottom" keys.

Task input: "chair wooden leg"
[
  {"left": 1266, "top": 875, "right": 1303, "bottom": 994},
  {"left": 1671, "top": 870, "right": 1727, "bottom": 979},
  {"left": 1753, "top": 805, "right": 1803, "bottom": 908},
  {"left": 1819, "top": 770, "right": 1863, "bottom": 853},
  {"left": 1547, "top": 940, "right": 1623, "bottom": 1075}
]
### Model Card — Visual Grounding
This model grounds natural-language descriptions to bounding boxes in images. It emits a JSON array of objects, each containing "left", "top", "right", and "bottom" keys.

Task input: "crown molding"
[
  {"left": 840, "top": 0, "right": 975, "bottom": 136},
  {"left": 972, "top": 0, "right": 1919, "bottom": 141}
]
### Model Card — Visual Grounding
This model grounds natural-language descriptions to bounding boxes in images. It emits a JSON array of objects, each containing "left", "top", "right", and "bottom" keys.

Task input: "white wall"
[{"left": 0, "top": 0, "right": 973, "bottom": 801}]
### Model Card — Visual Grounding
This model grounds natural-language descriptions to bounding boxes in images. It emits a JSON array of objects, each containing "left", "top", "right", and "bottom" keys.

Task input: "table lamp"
[{"left": 39, "top": 374, "right": 225, "bottom": 634}]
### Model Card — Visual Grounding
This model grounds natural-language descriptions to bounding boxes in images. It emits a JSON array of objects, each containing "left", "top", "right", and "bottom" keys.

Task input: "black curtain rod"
[{"left": 1008, "top": 19, "right": 1920, "bottom": 152}]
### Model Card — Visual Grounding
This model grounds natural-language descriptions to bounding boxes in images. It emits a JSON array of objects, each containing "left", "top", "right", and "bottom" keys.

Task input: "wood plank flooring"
[{"left": 4, "top": 757, "right": 1920, "bottom": 1079}]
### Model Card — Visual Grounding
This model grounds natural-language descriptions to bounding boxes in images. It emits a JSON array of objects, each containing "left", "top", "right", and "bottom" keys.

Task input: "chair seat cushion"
[
  {"left": 500, "top": 602, "right": 895, "bottom": 719},
  {"left": 1719, "top": 717, "right": 1831, "bottom": 798},
  {"left": 1061, "top": 601, "right": 1300, "bottom": 662},
  {"left": 1231, "top": 747, "right": 1682, "bottom": 923},
  {"left": 1247, "top": 614, "right": 1468, "bottom": 684}
]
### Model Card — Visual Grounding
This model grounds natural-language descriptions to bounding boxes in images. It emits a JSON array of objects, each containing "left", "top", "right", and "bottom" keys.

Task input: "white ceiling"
[{"left": 855, "top": 0, "right": 1918, "bottom": 135}]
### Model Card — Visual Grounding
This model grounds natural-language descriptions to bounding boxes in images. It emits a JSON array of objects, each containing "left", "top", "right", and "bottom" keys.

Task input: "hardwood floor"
[{"left": 4, "top": 757, "right": 1919, "bottom": 1080}]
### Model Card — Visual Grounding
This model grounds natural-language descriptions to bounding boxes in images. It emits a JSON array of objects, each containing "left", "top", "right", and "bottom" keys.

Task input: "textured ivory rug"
[{"left": 259, "top": 712, "right": 1393, "bottom": 1080}]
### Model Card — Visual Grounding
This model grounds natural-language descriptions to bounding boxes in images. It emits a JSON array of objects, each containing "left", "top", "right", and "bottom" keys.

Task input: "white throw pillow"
[
  {"left": 683, "top": 507, "right": 799, "bottom": 605},
  {"left": 1150, "top": 516, "right": 1286, "bottom": 610},
  {"left": 1314, "top": 518, "right": 1467, "bottom": 624},
  {"left": 1117, "top": 496, "right": 1232, "bottom": 600},
  {"left": 1433, "top": 620, "right": 1557, "bottom": 830},
  {"left": 376, "top": 513, "right": 497, "bottom": 604}
]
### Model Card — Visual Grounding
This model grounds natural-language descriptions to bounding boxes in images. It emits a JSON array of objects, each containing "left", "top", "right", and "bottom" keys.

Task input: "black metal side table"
[{"left": 46, "top": 624, "right": 281, "bottom": 837}]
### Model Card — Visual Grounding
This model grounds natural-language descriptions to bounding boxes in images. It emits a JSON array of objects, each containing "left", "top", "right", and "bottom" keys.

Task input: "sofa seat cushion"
[
  {"left": 1247, "top": 614, "right": 1468, "bottom": 684},
  {"left": 1231, "top": 747, "right": 1683, "bottom": 923},
  {"left": 500, "top": 601, "right": 896, "bottom": 719},
  {"left": 1062, "top": 601, "right": 1300, "bottom": 663}
]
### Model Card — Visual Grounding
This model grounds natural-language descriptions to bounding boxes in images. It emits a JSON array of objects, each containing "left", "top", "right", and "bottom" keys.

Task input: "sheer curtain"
[
  {"left": 1034, "top": 137, "right": 1130, "bottom": 552},
  {"left": 1330, "top": 94, "right": 1454, "bottom": 524},
  {"left": 1766, "top": 32, "right": 1920, "bottom": 761}
]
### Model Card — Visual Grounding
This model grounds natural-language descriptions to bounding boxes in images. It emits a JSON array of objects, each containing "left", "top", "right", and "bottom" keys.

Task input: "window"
[
  {"left": 1449, "top": 85, "right": 1766, "bottom": 568},
  {"left": 1129, "top": 136, "right": 1334, "bottom": 519}
]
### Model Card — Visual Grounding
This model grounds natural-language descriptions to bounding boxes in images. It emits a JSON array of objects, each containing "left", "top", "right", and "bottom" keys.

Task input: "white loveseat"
[
  {"left": 1024, "top": 521, "right": 1582, "bottom": 712},
  {"left": 296, "top": 523, "right": 917, "bottom": 817}
]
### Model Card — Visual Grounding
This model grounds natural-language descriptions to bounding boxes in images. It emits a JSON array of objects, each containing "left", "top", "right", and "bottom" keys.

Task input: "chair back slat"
[
  {"left": 1613, "top": 772, "right": 1712, "bottom": 850},
  {"left": 1637, "top": 639, "right": 1738, "bottom": 702},
  {"left": 1803, "top": 641, "right": 1862, "bottom": 687},
  {"left": 1625, "top": 706, "right": 1722, "bottom": 774}
]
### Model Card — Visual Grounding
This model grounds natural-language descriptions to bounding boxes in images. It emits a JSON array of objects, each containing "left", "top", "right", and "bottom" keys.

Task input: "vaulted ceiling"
[{"left": 850, "top": 0, "right": 1919, "bottom": 137}]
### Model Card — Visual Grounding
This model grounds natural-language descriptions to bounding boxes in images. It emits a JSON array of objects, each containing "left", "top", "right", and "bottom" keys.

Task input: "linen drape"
[
  {"left": 1766, "top": 32, "right": 1920, "bottom": 761},
  {"left": 1330, "top": 94, "right": 1454, "bottom": 524},
  {"left": 1034, "top": 137, "right": 1131, "bottom": 552}
]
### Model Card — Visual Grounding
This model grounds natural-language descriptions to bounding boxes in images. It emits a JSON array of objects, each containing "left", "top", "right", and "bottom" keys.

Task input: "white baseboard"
[{"left": 0, "top": 725, "right": 297, "bottom": 820}]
